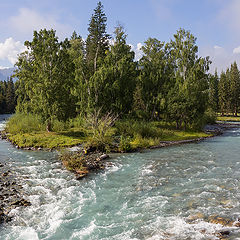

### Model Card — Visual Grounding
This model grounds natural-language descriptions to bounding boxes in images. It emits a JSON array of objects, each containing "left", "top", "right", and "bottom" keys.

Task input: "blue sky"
[{"left": 1, "top": 0, "right": 240, "bottom": 72}]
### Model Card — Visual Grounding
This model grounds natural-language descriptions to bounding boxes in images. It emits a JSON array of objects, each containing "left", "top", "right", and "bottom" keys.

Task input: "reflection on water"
[{"left": 1, "top": 115, "right": 240, "bottom": 239}]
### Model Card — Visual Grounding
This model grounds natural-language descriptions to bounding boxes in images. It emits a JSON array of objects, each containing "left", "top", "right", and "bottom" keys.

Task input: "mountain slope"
[{"left": 0, "top": 68, "right": 16, "bottom": 81}]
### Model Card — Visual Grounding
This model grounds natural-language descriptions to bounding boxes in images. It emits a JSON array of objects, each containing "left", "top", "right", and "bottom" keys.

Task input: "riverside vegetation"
[{"left": 4, "top": 1, "right": 240, "bottom": 178}]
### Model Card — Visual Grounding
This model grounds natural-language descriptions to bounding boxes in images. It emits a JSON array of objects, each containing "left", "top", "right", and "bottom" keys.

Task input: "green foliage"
[
  {"left": 115, "top": 120, "right": 160, "bottom": 138},
  {"left": 138, "top": 38, "right": 171, "bottom": 119},
  {"left": 119, "top": 136, "right": 132, "bottom": 152},
  {"left": 208, "top": 70, "right": 219, "bottom": 112},
  {"left": 86, "top": 1, "right": 109, "bottom": 74},
  {"left": 51, "top": 119, "right": 69, "bottom": 132},
  {"left": 60, "top": 151, "right": 87, "bottom": 172},
  {"left": 130, "top": 135, "right": 160, "bottom": 150},
  {"left": 0, "top": 78, "right": 16, "bottom": 114},
  {"left": 69, "top": 114, "right": 85, "bottom": 128},
  {"left": 229, "top": 62, "right": 240, "bottom": 116},
  {"left": 6, "top": 113, "right": 44, "bottom": 134},
  {"left": 166, "top": 29, "right": 210, "bottom": 129},
  {"left": 15, "top": 29, "right": 76, "bottom": 124},
  {"left": 84, "top": 110, "right": 117, "bottom": 151},
  {"left": 10, "top": 1, "right": 218, "bottom": 153},
  {"left": 90, "top": 24, "right": 137, "bottom": 114},
  {"left": 191, "top": 109, "right": 216, "bottom": 130}
]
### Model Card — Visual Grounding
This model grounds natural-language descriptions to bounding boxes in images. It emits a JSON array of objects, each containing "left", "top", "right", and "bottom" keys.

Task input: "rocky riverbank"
[{"left": 0, "top": 162, "right": 31, "bottom": 224}]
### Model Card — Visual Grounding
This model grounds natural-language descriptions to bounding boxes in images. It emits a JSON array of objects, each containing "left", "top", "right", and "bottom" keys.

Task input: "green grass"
[
  {"left": 5, "top": 114, "right": 212, "bottom": 151},
  {"left": 217, "top": 116, "right": 240, "bottom": 122},
  {"left": 129, "top": 130, "right": 210, "bottom": 150},
  {"left": 7, "top": 130, "right": 88, "bottom": 149}
]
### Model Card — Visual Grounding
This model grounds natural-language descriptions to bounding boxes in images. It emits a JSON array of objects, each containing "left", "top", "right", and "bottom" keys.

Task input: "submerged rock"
[{"left": 0, "top": 162, "right": 31, "bottom": 224}]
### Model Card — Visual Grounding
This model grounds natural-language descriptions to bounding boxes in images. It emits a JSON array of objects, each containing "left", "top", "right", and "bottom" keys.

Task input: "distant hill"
[{"left": 0, "top": 67, "right": 16, "bottom": 81}]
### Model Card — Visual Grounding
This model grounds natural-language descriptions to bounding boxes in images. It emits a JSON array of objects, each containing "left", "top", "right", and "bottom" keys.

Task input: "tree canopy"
[{"left": 14, "top": 1, "right": 232, "bottom": 130}]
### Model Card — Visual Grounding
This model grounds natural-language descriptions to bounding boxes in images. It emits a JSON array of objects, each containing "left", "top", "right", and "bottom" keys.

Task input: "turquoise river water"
[{"left": 1, "top": 115, "right": 240, "bottom": 239}]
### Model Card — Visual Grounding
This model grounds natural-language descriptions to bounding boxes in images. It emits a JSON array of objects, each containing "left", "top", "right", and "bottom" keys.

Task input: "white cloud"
[
  {"left": 130, "top": 43, "right": 143, "bottom": 61},
  {"left": 9, "top": 8, "right": 73, "bottom": 39},
  {"left": 233, "top": 46, "right": 240, "bottom": 54},
  {"left": 214, "top": 45, "right": 223, "bottom": 50},
  {"left": 200, "top": 45, "right": 240, "bottom": 73},
  {"left": 0, "top": 38, "right": 26, "bottom": 65}
]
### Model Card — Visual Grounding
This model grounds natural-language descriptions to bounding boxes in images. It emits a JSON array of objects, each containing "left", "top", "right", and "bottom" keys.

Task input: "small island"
[{"left": 2, "top": 2, "right": 240, "bottom": 181}]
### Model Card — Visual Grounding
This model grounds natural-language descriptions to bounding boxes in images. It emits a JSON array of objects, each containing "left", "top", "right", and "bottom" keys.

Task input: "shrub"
[
  {"left": 69, "top": 114, "right": 85, "bottom": 128},
  {"left": 115, "top": 120, "right": 159, "bottom": 138},
  {"left": 52, "top": 119, "right": 69, "bottom": 132},
  {"left": 191, "top": 109, "right": 216, "bottom": 130},
  {"left": 119, "top": 136, "right": 132, "bottom": 152},
  {"left": 84, "top": 109, "right": 118, "bottom": 151},
  {"left": 130, "top": 135, "right": 160, "bottom": 149},
  {"left": 6, "top": 113, "right": 45, "bottom": 134}
]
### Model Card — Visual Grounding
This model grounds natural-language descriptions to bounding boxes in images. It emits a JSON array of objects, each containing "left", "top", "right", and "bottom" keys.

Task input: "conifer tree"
[
  {"left": 5, "top": 78, "right": 15, "bottom": 113},
  {"left": 230, "top": 61, "right": 240, "bottom": 116},
  {"left": 209, "top": 69, "right": 219, "bottom": 112},
  {"left": 86, "top": 1, "right": 109, "bottom": 73},
  {"left": 92, "top": 24, "right": 136, "bottom": 114},
  {"left": 218, "top": 71, "right": 229, "bottom": 115}
]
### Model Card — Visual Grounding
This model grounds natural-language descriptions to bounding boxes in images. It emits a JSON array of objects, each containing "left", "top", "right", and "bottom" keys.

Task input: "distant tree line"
[
  {"left": 209, "top": 62, "right": 240, "bottom": 116},
  {"left": 15, "top": 1, "right": 212, "bottom": 130},
  {"left": 0, "top": 78, "right": 16, "bottom": 114}
]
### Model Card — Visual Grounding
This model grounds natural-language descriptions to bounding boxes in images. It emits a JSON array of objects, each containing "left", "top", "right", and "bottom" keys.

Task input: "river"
[{"left": 1, "top": 115, "right": 240, "bottom": 239}]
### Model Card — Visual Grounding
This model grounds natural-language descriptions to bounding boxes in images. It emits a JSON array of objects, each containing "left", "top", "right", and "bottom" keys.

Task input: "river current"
[{"left": 1, "top": 115, "right": 240, "bottom": 239}]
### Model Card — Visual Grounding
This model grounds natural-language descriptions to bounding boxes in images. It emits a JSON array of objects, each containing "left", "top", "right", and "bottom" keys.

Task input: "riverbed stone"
[{"left": 0, "top": 163, "right": 31, "bottom": 224}]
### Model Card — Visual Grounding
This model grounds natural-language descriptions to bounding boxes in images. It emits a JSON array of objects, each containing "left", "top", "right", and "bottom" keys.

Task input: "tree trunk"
[
  {"left": 184, "top": 121, "right": 187, "bottom": 131},
  {"left": 176, "top": 120, "right": 179, "bottom": 130},
  {"left": 94, "top": 44, "right": 99, "bottom": 73},
  {"left": 46, "top": 121, "right": 52, "bottom": 132}
]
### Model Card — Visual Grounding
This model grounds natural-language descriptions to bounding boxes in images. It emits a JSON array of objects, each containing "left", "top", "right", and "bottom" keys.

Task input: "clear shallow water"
[{"left": 1, "top": 115, "right": 240, "bottom": 239}]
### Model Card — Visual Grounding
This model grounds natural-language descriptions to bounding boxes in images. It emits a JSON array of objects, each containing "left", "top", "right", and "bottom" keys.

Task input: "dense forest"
[
  {"left": 209, "top": 62, "right": 240, "bottom": 116},
  {"left": 0, "top": 78, "right": 16, "bottom": 114},
  {"left": 10, "top": 2, "right": 240, "bottom": 131}
]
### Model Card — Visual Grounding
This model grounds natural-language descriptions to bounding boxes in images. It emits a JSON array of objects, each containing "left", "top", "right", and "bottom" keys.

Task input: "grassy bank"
[
  {"left": 4, "top": 113, "right": 211, "bottom": 151},
  {"left": 217, "top": 115, "right": 240, "bottom": 122}
]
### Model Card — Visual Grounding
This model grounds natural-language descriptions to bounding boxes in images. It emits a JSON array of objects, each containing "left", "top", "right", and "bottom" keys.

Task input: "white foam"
[
  {"left": 17, "top": 227, "right": 39, "bottom": 240},
  {"left": 146, "top": 216, "right": 232, "bottom": 240},
  {"left": 71, "top": 219, "right": 96, "bottom": 239}
]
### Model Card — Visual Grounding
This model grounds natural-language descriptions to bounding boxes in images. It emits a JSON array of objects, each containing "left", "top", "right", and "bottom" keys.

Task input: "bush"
[
  {"left": 191, "top": 109, "right": 216, "bottom": 130},
  {"left": 51, "top": 119, "right": 69, "bottom": 132},
  {"left": 119, "top": 136, "right": 132, "bottom": 152},
  {"left": 69, "top": 114, "right": 85, "bottom": 128},
  {"left": 84, "top": 110, "right": 118, "bottom": 151},
  {"left": 115, "top": 120, "right": 159, "bottom": 138},
  {"left": 130, "top": 135, "right": 160, "bottom": 149},
  {"left": 6, "top": 113, "right": 45, "bottom": 134}
]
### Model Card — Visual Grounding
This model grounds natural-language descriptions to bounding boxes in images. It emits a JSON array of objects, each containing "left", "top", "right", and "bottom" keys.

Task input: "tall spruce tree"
[
  {"left": 230, "top": 62, "right": 240, "bottom": 116},
  {"left": 86, "top": 1, "right": 109, "bottom": 74},
  {"left": 5, "top": 78, "right": 15, "bottom": 113},
  {"left": 90, "top": 24, "right": 137, "bottom": 115}
]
